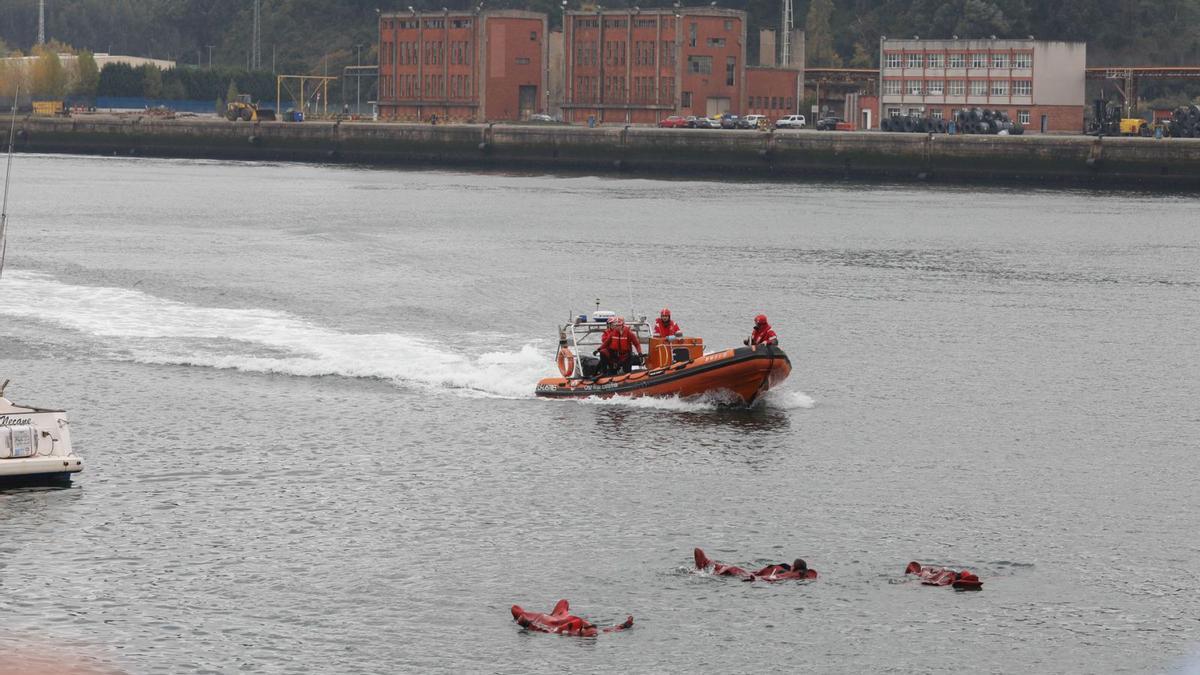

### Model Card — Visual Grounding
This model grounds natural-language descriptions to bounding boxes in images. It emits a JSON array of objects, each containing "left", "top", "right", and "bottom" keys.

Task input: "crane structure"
[
  {"left": 779, "top": 0, "right": 793, "bottom": 66},
  {"left": 37, "top": 0, "right": 46, "bottom": 45}
]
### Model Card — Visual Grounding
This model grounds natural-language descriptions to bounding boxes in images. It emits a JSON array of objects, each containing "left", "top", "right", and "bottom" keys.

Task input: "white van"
[{"left": 774, "top": 114, "right": 807, "bottom": 129}]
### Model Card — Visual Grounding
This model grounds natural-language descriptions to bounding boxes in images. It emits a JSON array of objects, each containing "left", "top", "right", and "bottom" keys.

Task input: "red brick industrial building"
[
  {"left": 561, "top": 8, "right": 747, "bottom": 124},
  {"left": 377, "top": 10, "right": 548, "bottom": 122}
]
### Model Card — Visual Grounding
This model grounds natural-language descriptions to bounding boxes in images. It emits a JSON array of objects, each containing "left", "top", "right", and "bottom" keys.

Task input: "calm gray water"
[{"left": 1, "top": 155, "right": 1198, "bottom": 674}]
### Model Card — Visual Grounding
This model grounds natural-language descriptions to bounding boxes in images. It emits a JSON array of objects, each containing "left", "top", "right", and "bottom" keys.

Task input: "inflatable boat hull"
[{"left": 535, "top": 344, "right": 791, "bottom": 404}]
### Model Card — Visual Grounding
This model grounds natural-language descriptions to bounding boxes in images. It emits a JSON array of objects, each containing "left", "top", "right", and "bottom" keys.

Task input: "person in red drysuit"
[
  {"left": 744, "top": 314, "right": 778, "bottom": 346},
  {"left": 598, "top": 317, "right": 643, "bottom": 374},
  {"left": 694, "top": 548, "right": 818, "bottom": 582},
  {"left": 905, "top": 562, "right": 983, "bottom": 589},
  {"left": 511, "top": 599, "right": 634, "bottom": 636},
  {"left": 653, "top": 308, "right": 683, "bottom": 339}
]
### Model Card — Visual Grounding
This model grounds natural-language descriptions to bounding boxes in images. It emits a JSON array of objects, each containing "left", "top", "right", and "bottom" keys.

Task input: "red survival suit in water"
[
  {"left": 511, "top": 600, "right": 634, "bottom": 636},
  {"left": 905, "top": 562, "right": 983, "bottom": 590},
  {"left": 694, "top": 548, "right": 818, "bottom": 582}
]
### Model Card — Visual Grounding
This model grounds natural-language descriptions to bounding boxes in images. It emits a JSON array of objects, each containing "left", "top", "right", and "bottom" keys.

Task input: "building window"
[
  {"left": 707, "top": 37, "right": 726, "bottom": 47},
  {"left": 1013, "top": 80, "right": 1031, "bottom": 96},
  {"left": 724, "top": 19, "right": 734, "bottom": 30},
  {"left": 886, "top": 52, "right": 902, "bottom": 68},
  {"left": 907, "top": 53, "right": 923, "bottom": 69},
  {"left": 907, "top": 107, "right": 922, "bottom": 117},
  {"left": 1014, "top": 52, "right": 1032, "bottom": 69},
  {"left": 991, "top": 80, "right": 1008, "bottom": 96},
  {"left": 948, "top": 80, "right": 965, "bottom": 95},
  {"left": 930, "top": 108, "right": 943, "bottom": 119},
  {"left": 682, "top": 91, "right": 692, "bottom": 107},
  {"left": 970, "top": 80, "right": 988, "bottom": 95},
  {"left": 662, "top": 41, "right": 675, "bottom": 66},
  {"left": 970, "top": 53, "right": 987, "bottom": 68},
  {"left": 906, "top": 80, "right": 922, "bottom": 95},
  {"left": 926, "top": 80, "right": 944, "bottom": 95},
  {"left": 689, "top": 23, "right": 697, "bottom": 47},
  {"left": 688, "top": 55, "right": 712, "bottom": 74},
  {"left": 515, "top": 57, "right": 531, "bottom": 65},
  {"left": 927, "top": 53, "right": 944, "bottom": 68},
  {"left": 530, "top": 31, "right": 537, "bottom": 41},
  {"left": 948, "top": 53, "right": 965, "bottom": 68},
  {"left": 883, "top": 79, "right": 901, "bottom": 95},
  {"left": 1018, "top": 110, "right": 1030, "bottom": 124},
  {"left": 887, "top": 107, "right": 901, "bottom": 118},
  {"left": 726, "top": 57, "right": 735, "bottom": 86},
  {"left": 992, "top": 53, "right": 1008, "bottom": 68}
]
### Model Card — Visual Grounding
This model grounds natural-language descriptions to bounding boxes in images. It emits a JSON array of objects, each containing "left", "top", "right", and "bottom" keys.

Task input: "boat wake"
[
  {"left": 0, "top": 271, "right": 817, "bottom": 409},
  {"left": 0, "top": 271, "right": 552, "bottom": 398}
]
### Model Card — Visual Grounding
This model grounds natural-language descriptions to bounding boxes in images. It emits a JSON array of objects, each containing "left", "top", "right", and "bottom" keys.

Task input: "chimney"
[{"left": 759, "top": 29, "right": 777, "bottom": 67}]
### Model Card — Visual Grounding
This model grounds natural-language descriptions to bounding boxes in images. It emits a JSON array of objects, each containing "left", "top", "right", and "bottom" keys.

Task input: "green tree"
[
  {"left": 75, "top": 50, "right": 99, "bottom": 97},
  {"left": 805, "top": 0, "right": 843, "bottom": 67},
  {"left": 849, "top": 41, "right": 874, "bottom": 68},
  {"left": 226, "top": 79, "right": 239, "bottom": 103},
  {"left": 141, "top": 64, "right": 163, "bottom": 98},
  {"left": 30, "top": 45, "right": 68, "bottom": 98}
]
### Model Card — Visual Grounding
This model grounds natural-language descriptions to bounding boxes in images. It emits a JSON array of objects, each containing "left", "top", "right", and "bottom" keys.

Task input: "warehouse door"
[
  {"left": 706, "top": 97, "right": 731, "bottom": 116},
  {"left": 519, "top": 86, "right": 538, "bottom": 119}
]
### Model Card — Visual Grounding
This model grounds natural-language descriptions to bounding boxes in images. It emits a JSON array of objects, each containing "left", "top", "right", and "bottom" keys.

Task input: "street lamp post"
[
  {"left": 206, "top": 45, "right": 214, "bottom": 68},
  {"left": 355, "top": 44, "right": 364, "bottom": 115},
  {"left": 561, "top": 0, "right": 568, "bottom": 120}
]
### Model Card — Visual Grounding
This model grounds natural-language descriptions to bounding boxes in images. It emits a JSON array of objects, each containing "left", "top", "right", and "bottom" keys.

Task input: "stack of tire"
[
  {"left": 1167, "top": 105, "right": 1200, "bottom": 137},
  {"left": 952, "top": 108, "right": 1024, "bottom": 135},
  {"left": 880, "top": 115, "right": 949, "bottom": 133}
]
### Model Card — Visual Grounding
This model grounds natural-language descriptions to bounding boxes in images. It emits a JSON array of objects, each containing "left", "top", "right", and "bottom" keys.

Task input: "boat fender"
[
  {"left": 556, "top": 347, "right": 575, "bottom": 377},
  {"left": 248, "top": 134, "right": 261, "bottom": 146}
]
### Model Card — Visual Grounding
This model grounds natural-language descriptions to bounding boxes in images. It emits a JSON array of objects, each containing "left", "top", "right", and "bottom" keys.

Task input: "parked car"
[
  {"left": 774, "top": 114, "right": 807, "bottom": 129},
  {"left": 529, "top": 113, "right": 556, "bottom": 123},
  {"left": 719, "top": 114, "right": 740, "bottom": 129},
  {"left": 739, "top": 114, "right": 768, "bottom": 129},
  {"left": 684, "top": 115, "right": 701, "bottom": 128},
  {"left": 694, "top": 116, "right": 721, "bottom": 129},
  {"left": 658, "top": 115, "right": 689, "bottom": 128},
  {"left": 814, "top": 116, "right": 842, "bottom": 130}
]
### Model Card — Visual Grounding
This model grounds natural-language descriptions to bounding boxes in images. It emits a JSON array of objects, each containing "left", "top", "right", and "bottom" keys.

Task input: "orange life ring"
[{"left": 556, "top": 347, "right": 575, "bottom": 377}]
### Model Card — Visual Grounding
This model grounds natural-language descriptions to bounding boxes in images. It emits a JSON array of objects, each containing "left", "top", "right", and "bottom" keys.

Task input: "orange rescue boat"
[{"left": 534, "top": 311, "right": 791, "bottom": 404}]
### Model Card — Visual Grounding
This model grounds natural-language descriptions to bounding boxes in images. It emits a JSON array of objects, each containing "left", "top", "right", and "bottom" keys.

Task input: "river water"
[{"left": 1, "top": 154, "right": 1198, "bottom": 674}]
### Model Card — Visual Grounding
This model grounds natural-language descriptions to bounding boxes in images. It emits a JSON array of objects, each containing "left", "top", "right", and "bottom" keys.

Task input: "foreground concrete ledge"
[{"left": 11, "top": 115, "right": 1200, "bottom": 188}]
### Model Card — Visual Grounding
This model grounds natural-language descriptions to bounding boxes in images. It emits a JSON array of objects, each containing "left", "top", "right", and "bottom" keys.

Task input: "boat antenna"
[
  {"left": 625, "top": 257, "right": 634, "bottom": 321},
  {"left": 0, "top": 84, "right": 17, "bottom": 281}
]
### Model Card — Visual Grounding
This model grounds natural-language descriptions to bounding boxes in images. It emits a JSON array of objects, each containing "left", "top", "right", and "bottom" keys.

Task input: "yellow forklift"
[{"left": 225, "top": 94, "right": 276, "bottom": 122}]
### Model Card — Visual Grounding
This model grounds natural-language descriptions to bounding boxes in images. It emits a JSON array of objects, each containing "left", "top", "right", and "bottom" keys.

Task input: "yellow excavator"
[{"left": 225, "top": 94, "right": 276, "bottom": 122}]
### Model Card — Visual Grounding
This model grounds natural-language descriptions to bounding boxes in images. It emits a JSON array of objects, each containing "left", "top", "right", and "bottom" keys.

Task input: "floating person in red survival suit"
[
  {"left": 654, "top": 308, "right": 683, "bottom": 339},
  {"left": 511, "top": 599, "right": 634, "bottom": 636},
  {"left": 694, "top": 548, "right": 818, "bottom": 582},
  {"left": 905, "top": 562, "right": 983, "bottom": 590},
  {"left": 597, "top": 317, "right": 643, "bottom": 374},
  {"left": 744, "top": 314, "right": 779, "bottom": 346}
]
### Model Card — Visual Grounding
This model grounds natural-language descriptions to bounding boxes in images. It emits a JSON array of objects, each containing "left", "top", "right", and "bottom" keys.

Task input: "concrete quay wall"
[{"left": 12, "top": 116, "right": 1200, "bottom": 188}]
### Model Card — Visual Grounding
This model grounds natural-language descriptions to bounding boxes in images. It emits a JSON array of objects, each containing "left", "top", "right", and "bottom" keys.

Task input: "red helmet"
[
  {"left": 754, "top": 314, "right": 768, "bottom": 325},
  {"left": 660, "top": 308, "right": 671, "bottom": 319}
]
